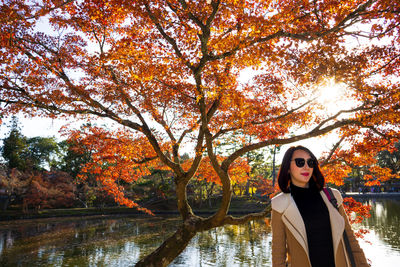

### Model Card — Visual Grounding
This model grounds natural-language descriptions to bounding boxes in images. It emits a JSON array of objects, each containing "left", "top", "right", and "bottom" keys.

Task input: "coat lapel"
[
  {"left": 320, "top": 190, "right": 345, "bottom": 255},
  {"left": 278, "top": 191, "right": 346, "bottom": 260},
  {"left": 281, "top": 197, "right": 309, "bottom": 253}
]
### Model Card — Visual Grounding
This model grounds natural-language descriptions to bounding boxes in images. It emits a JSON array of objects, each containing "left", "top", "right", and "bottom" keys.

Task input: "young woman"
[{"left": 271, "top": 145, "right": 368, "bottom": 267}]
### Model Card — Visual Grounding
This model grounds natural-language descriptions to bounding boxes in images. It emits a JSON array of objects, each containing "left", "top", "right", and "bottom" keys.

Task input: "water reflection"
[
  {"left": 172, "top": 221, "right": 272, "bottom": 266},
  {"left": 0, "top": 215, "right": 179, "bottom": 266},
  {"left": 362, "top": 199, "right": 400, "bottom": 250},
  {"left": 0, "top": 199, "right": 399, "bottom": 266},
  {"left": 358, "top": 199, "right": 400, "bottom": 267}
]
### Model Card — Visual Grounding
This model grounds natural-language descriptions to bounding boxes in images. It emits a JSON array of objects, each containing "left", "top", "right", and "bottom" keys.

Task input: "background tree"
[
  {"left": 58, "top": 138, "right": 92, "bottom": 175},
  {"left": 0, "top": 166, "right": 77, "bottom": 211},
  {"left": 376, "top": 141, "right": 400, "bottom": 176},
  {"left": 27, "top": 136, "right": 60, "bottom": 170},
  {"left": 1, "top": 119, "right": 30, "bottom": 171},
  {"left": 1, "top": 119, "right": 60, "bottom": 171},
  {"left": 58, "top": 133, "right": 98, "bottom": 207},
  {"left": 1, "top": 1, "right": 400, "bottom": 266},
  {"left": 375, "top": 141, "right": 400, "bottom": 191},
  {"left": 0, "top": 168, "right": 31, "bottom": 210}
]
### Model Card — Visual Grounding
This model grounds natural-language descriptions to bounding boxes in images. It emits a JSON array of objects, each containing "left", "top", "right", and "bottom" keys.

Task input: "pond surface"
[
  {"left": 357, "top": 198, "right": 400, "bottom": 267},
  {"left": 0, "top": 198, "right": 399, "bottom": 266}
]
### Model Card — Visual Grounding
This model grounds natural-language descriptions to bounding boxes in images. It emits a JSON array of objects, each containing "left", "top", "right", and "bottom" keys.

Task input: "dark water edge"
[
  {"left": 357, "top": 198, "right": 400, "bottom": 267},
  {"left": 344, "top": 192, "right": 400, "bottom": 199},
  {"left": 0, "top": 215, "right": 271, "bottom": 267},
  {"left": 0, "top": 208, "right": 267, "bottom": 222},
  {"left": 3, "top": 193, "right": 398, "bottom": 221},
  {"left": 0, "top": 198, "right": 399, "bottom": 266},
  {"left": 0, "top": 197, "right": 268, "bottom": 221},
  {"left": 0, "top": 215, "right": 182, "bottom": 267}
]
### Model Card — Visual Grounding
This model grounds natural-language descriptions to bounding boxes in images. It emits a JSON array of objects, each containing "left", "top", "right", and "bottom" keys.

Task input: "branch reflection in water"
[
  {"left": 0, "top": 215, "right": 271, "bottom": 266},
  {"left": 0, "top": 199, "right": 399, "bottom": 266},
  {"left": 358, "top": 199, "right": 400, "bottom": 267}
]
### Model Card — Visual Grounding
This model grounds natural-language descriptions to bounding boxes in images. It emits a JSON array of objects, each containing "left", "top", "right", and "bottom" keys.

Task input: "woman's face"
[{"left": 289, "top": 149, "right": 314, "bottom": 188}]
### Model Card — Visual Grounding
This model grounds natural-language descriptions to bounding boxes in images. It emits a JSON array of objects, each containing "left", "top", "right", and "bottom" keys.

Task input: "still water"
[
  {"left": 357, "top": 198, "right": 400, "bottom": 267},
  {"left": 0, "top": 198, "right": 399, "bottom": 266}
]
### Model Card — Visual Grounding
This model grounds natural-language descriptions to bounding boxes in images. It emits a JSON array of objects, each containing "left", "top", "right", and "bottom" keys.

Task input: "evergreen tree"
[
  {"left": 376, "top": 142, "right": 400, "bottom": 176},
  {"left": 1, "top": 118, "right": 60, "bottom": 171},
  {"left": 58, "top": 140, "right": 92, "bottom": 178},
  {"left": 1, "top": 118, "right": 30, "bottom": 171},
  {"left": 27, "top": 136, "right": 59, "bottom": 170}
]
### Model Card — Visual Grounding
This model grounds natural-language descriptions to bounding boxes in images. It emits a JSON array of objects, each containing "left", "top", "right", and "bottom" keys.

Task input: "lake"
[{"left": 0, "top": 198, "right": 399, "bottom": 266}]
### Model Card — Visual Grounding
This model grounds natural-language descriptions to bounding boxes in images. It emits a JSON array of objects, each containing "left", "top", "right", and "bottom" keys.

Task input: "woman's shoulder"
[
  {"left": 271, "top": 192, "right": 291, "bottom": 213},
  {"left": 324, "top": 187, "right": 344, "bottom": 205}
]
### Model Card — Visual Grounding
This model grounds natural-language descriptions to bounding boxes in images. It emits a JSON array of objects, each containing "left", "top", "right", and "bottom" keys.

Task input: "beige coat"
[{"left": 271, "top": 188, "right": 369, "bottom": 267}]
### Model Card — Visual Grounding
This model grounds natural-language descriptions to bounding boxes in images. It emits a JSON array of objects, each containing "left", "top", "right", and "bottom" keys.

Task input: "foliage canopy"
[{"left": 1, "top": 0, "right": 399, "bottom": 265}]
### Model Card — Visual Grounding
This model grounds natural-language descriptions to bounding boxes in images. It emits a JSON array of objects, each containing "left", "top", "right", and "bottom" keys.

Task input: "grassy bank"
[
  {"left": 0, "top": 197, "right": 269, "bottom": 221},
  {"left": 0, "top": 206, "right": 147, "bottom": 221}
]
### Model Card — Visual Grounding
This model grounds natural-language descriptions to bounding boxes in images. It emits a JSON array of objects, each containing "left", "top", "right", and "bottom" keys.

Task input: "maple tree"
[
  {"left": 0, "top": 168, "right": 76, "bottom": 211},
  {"left": 376, "top": 141, "right": 400, "bottom": 178},
  {"left": 1, "top": 119, "right": 31, "bottom": 171},
  {"left": 1, "top": 118, "right": 61, "bottom": 171},
  {"left": 1, "top": 0, "right": 400, "bottom": 265},
  {"left": 0, "top": 168, "right": 31, "bottom": 210},
  {"left": 23, "top": 170, "right": 76, "bottom": 210}
]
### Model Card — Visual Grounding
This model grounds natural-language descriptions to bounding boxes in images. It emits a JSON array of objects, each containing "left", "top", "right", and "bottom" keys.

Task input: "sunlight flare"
[
  {"left": 317, "top": 78, "right": 346, "bottom": 105},
  {"left": 314, "top": 78, "right": 355, "bottom": 114}
]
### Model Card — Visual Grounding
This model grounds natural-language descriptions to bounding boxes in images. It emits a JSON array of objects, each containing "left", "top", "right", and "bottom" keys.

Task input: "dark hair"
[{"left": 277, "top": 145, "right": 325, "bottom": 193}]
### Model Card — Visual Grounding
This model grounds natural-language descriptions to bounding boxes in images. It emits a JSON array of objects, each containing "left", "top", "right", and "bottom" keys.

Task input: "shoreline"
[
  {"left": 2, "top": 193, "right": 400, "bottom": 221},
  {"left": 0, "top": 198, "right": 268, "bottom": 221},
  {"left": 344, "top": 192, "right": 400, "bottom": 199},
  {"left": 0, "top": 208, "right": 267, "bottom": 222}
]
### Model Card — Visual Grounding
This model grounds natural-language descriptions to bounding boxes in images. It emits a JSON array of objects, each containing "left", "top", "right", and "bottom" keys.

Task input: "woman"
[{"left": 271, "top": 145, "right": 368, "bottom": 267}]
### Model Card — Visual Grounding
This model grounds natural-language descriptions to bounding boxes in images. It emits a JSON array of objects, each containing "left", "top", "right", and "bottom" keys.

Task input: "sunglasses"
[{"left": 292, "top": 158, "right": 317, "bottom": 168}]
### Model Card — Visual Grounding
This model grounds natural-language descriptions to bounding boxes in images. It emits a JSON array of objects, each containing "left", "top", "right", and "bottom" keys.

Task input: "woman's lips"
[{"left": 301, "top": 172, "right": 310, "bottom": 176}]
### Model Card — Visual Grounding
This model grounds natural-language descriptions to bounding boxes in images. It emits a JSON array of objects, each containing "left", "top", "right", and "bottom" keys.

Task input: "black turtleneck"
[{"left": 290, "top": 183, "right": 335, "bottom": 267}]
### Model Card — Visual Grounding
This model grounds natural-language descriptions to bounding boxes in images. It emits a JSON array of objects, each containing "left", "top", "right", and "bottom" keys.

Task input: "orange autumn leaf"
[{"left": 1, "top": 1, "right": 399, "bottom": 221}]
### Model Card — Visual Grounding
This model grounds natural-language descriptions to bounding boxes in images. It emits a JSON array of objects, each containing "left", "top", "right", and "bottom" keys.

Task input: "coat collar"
[
  {"left": 271, "top": 190, "right": 345, "bottom": 259},
  {"left": 281, "top": 195, "right": 309, "bottom": 252},
  {"left": 320, "top": 190, "right": 345, "bottom": 254}
]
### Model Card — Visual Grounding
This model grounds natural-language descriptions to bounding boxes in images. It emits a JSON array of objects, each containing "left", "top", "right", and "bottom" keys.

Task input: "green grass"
[
  {"left": 0, "top": 197, "right": 269, "bottom": 221},
  {"left": 0, "top": 206, "right": 148, "bottom": 221}
]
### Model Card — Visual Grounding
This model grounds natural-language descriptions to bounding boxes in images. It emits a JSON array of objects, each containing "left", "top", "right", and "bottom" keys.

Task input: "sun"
[
  {"left": 315, "top": 78, "right": 356, "bottom": 114},
  {"left": 317, "top": 78, "right": 346, "bottom": 105}
]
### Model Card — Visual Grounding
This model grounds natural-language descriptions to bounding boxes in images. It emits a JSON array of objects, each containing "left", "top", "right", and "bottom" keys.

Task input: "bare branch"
[
  {"left": 221, "top": 117, "right": 358, "bottom": 171},
  {"left": 368, "top": 53, "right": 400, "bottom": 76},
  {"left": 210, "top": 0, "right": 377, "bottom": 61},
  {"left": 143, "top": 2, "right": 193, "bottom": 70},
  {"left": 320, "top": 136, "right": 345, "bottom": 167},
  {"left": 220, "top": 205, "right": 272, "bottom": 226}
]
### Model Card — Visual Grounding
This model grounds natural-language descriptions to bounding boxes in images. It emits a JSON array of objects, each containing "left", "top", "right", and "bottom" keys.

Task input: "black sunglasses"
[{"left": 292, "top": 158, "right": 317, "bottom": 168}]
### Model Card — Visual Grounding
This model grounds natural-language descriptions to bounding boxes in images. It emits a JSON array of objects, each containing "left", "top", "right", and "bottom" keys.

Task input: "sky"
[
  {"left": 0, "top": 112, "right": 343, "bottom": 165},
  {"left": 0, "top": 69, "right": 350, "bottom": 163},
  {"left": 0, "top": 10, "right": 365, "bottom": 164}
]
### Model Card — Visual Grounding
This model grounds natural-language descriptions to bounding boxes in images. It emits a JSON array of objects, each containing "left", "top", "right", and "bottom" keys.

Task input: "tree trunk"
[
  {"left": 207, "top": 182, "right": 214, "bottom": 208},
  {"left": 135, "top": 219, "right": 199, "bottom": 267},
  {"left": 135, "top": 203, "right": 271, "bottom": 266},
  {"left": 245, "top": 179, "right": 250, "bottom": 196},
  {"left": 0, "top": 195, "right": 9, "bottom": 211},
  {"left": 199, "top": 183, "right": 203, "bottom": 208}
]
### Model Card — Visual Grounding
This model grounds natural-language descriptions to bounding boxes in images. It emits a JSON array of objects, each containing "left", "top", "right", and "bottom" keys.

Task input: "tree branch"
[
  {"left": 320, "top": 136, "right": 345, "bottom": 167},
  {"left": 143, "top": 2, "right": 193, "bottom": 71},
  {"left": 221, "top": 205, "right": 272, "bottom": 226},
  {"left": 222, "top": 117, "right": 359, "bottom": 171}
]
